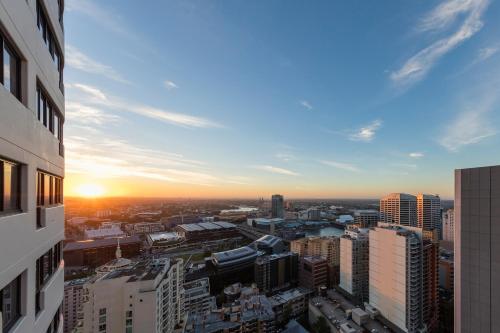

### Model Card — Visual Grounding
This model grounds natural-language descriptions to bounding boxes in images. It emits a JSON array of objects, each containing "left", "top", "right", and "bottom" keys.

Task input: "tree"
[{"left": 312, "top": 316, "right": 330, "bottom": 333}]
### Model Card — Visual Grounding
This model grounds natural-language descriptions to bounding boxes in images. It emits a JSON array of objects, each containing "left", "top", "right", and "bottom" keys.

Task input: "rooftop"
[
  {"left": 63, "top": 235, "right": 141, "bottom": 252},
  {"left": 212, "top": 246, "right": 259, "bottom": 264},
  {"left": 148, "top": 231, "right": 182, "bottom": 242}
]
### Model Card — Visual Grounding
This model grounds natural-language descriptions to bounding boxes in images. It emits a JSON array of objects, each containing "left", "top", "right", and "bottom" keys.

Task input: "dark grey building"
[
  {"left": 272, "top": 194, "right": 284, "bottom": 218},
  {"left": 455, "top": 165, "right": 500, "bottom": 332}
]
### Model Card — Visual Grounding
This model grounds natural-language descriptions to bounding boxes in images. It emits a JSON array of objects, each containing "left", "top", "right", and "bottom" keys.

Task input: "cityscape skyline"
[{"left": 63, "top": 0, "right": 500, "bottom": 198}]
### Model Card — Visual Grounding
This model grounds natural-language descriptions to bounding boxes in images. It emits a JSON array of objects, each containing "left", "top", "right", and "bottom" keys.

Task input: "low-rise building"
[
  {"left": 125, "top": 222, "right": 165, "bottom": 235},
  {"left": 353, "top": 210, "right": 380, "bottom": 228},
  {"left": 175, "top": 221, "right": 239, "bottom": 243},
  {"left": 269, "top": 287, "right": 311, "bottom": 326},
  {"left": 253, "top": 235, "right": 287, "bottom": 254},
  {"left": 146, "top": 231, "right": 184, "bottom": 250},
  {"left": 84, "top": 222, "right": 125, "bottom": 239}
]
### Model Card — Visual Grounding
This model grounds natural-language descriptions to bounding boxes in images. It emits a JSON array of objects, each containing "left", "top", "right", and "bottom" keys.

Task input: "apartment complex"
[
  {"left": 183, "top": 277, "right": 216, "bottom": 318},
  {"left": 353, "top": 209, "right": 380, "bottom": 228},
  {"left": 290, "top": 236, "right": 340, "bottom": 287},
  {"left": 64, "top": 278, "right": 89, "bottom": 333},
  {"left": 380, "top": 193, "right": 417, "bottom": 226},
  {"left": 369, "top": 223, "right": 438, "bottom": 332},
  {"left": 339, "top": 227, "right": 369, "bottom": 303},
  {"left": 455, "top": 165, "right": 500, "bottom": 332},
  {"left": 298, "top": 256, "right": 327, "bottom": 291},
  {"left": 0, "top": 0, "right": 65, "bottom": 332},
  {"left": 417, "top": 194, "right": 441, "bottom": 230},
  {"left": 82, "top": 257, "right": 185, "bottom": 333},
  {"left": 254, "top": 252, "right": 298, "bottom": 294},
  {"left": 271, "top": 194, "right": 284, "bottom": 219},
  {"left": 442, "top": 208, "right": 454, "bottom": 242}
]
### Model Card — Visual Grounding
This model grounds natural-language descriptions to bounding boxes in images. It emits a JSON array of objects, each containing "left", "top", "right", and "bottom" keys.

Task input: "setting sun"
[{"left": 76, "top": 184, "right": 106, "bottom": 198}]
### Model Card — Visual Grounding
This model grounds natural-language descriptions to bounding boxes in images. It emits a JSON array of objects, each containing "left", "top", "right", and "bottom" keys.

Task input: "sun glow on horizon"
[{"left": 75, "top": 184, "right": 106, "bottom": 198}]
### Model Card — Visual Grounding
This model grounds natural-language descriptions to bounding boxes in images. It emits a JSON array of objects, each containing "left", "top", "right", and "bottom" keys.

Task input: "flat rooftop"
[
  {"left": 63, "top": 235, "right": 141, "bottom": 252},
  {"left": 148, "top": 232, "right": 181, "bottom": 242}
]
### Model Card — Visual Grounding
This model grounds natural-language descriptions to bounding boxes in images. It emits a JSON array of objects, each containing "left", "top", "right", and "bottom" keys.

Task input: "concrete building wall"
[
  {"left": 0, "top": 0, "right": 64, "bottom": 332},
  {"left": 369, "top": 227, "right": 407, "bottom": 332},
  {"left": 455, "top": 166, "right": 500, "bottom": 333}
]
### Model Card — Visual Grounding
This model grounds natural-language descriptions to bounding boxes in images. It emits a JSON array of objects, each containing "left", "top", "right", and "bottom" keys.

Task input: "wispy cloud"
[
  {"left": 349, "top": 120, "right": 383, "bottom": 142},
  {"left": 439, "top": 107, "right": 496, "bottom": 152},
  {"left": 65, "top": 133, "right": 220, "bottom": 186},
  {"left": 253, "top": 165, "right": 299, "bottom": 176},
  {"left": 164, "top": 80, "right": 178, "bottom": 90},
  {"left": 300, "top": 100, "right": 313, "bottom": 110},
  {"left": 65, "top": 102, "right": 121, "bottom": 126},
  {"left": 409, "top": 152, "right": 424, "bottom": 158},
  {"left": 66, "top": 46, "right": 130, "bottom": 84},
  {"left": 475, "top": 45, "right": 500, "bottom": 63},
  {"left": 275, "top": 152, "right": 296, "bottom": 162},
  {"left": 320, "top": 160, "right": 361, "bottom": 173},
  {"left": 67, "top": 83, "right": 222, "bottom": 129},
  {"left": 391, "top": 0, "right": 489, "bottom": 87}
]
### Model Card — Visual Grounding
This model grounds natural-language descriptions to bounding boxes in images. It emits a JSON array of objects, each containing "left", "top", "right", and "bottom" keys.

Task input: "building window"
[
  {"left": 36, "top": 242, "right": 63, "bottom": 314},
  {"left": 46, "top": 302, "right": 62, "bottom": 333},
  {"left": 0, "top": 32, "right": 21, "bottom": 101},
  {"left": 36, "top": 171, "right": 63, "bottom": 207},
  {"left": 36, "top": 83, "right": 64, "bottom": 142},
  {"left": 0, "top": 158, "right": 21, "bottom": 213},
  {"left": 36, "top": 0, "right": 64, "bottom": 91},
  {"left": 0, "top": 274, "right": 22, "bottom": 332}
]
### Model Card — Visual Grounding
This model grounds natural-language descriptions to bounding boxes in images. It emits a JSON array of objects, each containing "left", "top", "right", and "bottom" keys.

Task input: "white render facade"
[
  {"left": 369, "top": 223, "right": 424, "bottom": 333},
  {"left": 82, "top": 258, "right": 185, "bottom": 333},
  {"left": 339, "top": 228, "right": 369, "bottom": 303},
  {"left": 0, "top": 0, "right": 65, "bottom": 332}
]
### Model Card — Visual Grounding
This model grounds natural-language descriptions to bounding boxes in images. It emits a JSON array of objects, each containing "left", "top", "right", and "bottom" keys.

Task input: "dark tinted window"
[{"left": 0, "top": 275, "right": 21, "bottom": 332}]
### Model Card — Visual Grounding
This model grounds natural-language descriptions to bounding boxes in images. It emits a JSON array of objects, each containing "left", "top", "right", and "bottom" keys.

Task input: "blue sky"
[{"left": 64, "top": 0, "right": 500, "bottom": 199}]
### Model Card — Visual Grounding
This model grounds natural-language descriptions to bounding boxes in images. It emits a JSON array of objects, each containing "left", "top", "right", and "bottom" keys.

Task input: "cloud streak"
[
  {"left": 66, "top": 46, "right": 130, "bottom": 84},
  {"left": 253, "top": 165, "right": 299, "bottom": 176},
  {"left": 300, "top": 100, "right": 313, "bottom": 110},
  {"left": 320, "top": 160, "right": 361, "bottom": 172},
  {"left": 67, "top": 83, "right": 222, "bottom": 129},
  {"left": 409, "top": 152, "right": 424, "bottom": 158},
  {"left": 349, "top": 120, "right": 382, "bottom": 142},
  {"left": 164, "top": 80, "right": 178, "bottom": 90},
  {"left": 391, "top": 0, "right": 489, "bottom": 87}
]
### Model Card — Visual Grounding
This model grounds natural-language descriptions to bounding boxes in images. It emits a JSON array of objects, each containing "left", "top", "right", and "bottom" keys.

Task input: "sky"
[{"left": 63, "top": 0, "right": 500, "bottom": 199}]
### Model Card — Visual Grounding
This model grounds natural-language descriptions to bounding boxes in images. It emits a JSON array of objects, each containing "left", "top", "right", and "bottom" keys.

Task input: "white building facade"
[
  {"left": 339, "top": 228, "right": 369, "bottom": 303},
  {"left": 82, "top": 258, "right": 185, "bottom": 333},
  {"left": 369, "top": 224, "right": 423, "bottom": 332},
  {"left": 0, "top": 0, "right": 65, "bottom": 332}
]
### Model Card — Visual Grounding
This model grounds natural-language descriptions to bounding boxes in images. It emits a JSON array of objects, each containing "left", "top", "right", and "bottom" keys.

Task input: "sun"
[{"left": 76, "top": 184, "right": 106, "bottom": 198}]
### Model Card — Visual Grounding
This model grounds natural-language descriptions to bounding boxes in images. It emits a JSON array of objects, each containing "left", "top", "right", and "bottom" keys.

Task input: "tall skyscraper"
[
  {"left": 455, "top": 165, "right": 500, "bottom": 333},
  {"left": 442, "top": 208, "right": 454, "bottom": 242},
  {"left": 380, "top": 193, "right": 417, "bottom": 226},
  {"left": 271, "top": 194, "right": 284, "bottom": 219},
  {"left": 417, "top": 194, "right": 441, "bottom": 230},
  {"left": 369, "top": 223, "right": 438, "bottom": 332},
  {"left": 0, "top": 1, "right": 65, "bottom": 332},
  {"left": 339, "top": 227, "right": 369, "bottom": 303}
]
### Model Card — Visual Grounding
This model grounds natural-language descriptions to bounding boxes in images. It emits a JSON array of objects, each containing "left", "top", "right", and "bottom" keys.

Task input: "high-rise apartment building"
[
  {"left": 0, "top": 0, "right": 65, "bottom": 332},
  {"left": 64, "top": 278, "right": 89, "bottom": 333},
  {"left": 290, "top": 236, "right": 340, "bottom": 287},
  {"left": 455, "top": 165, "right": 500, "bottom": 333},
  {"left": 369, "top": 223, "right": 438, "bottom": 332},
  {"left": 353, "top": 209, "right": 380, "bottom": 228},
  {"left": 417, "top": 194, "right": 441, "bottom": 230},
  {"left": 339, "top": 227, "right": 369, "bottom": 303},
  {"left": 298, "top": 256, "right": 327, "bottom": 291},
  {"left": 254, "top": 252, "right": 298, "bottom": 294},
  {"left": 183, "top": 277, "right": 216, "bottom": 319},
  {"left": 82, "top": 257, "right": 185, "bottom": 333},
  {"left": 442, "top": 208, "right": 454, "bottom": 242},
  {"left": 271, "top": 194, "right": 284, "bottom": 219},
  {"left": 380, "top": 193, "right": 417, "bottom": 226}
]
